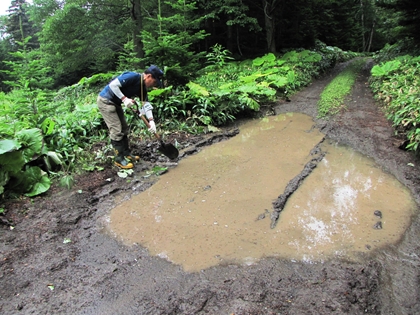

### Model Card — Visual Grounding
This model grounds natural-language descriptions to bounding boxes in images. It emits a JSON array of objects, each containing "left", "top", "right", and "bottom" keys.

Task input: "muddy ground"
[{"left": 1, "top": 60, "right": 420, "bottom": 315}]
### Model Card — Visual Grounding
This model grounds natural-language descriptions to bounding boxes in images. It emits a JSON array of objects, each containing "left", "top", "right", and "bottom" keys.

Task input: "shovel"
[{"left": 139, "top": 115, "right": 179, "bottom": 160}]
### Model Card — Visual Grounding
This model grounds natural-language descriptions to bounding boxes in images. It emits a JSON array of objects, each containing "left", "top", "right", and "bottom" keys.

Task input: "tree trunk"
[
  {"left": 227, "top": 23, "right": 234, "bottom": 53},
  {"left": 367, "top": 20, "right": 375, "bottom": 52},
  {"left": 360, "top": 0, "right": 365, "bottom": 52},
  {"left": 131, "top": 0, "right": 144, "bottom": 69},
  {"left": 262, "top": 0, "right": 278, "bottom": 53}
]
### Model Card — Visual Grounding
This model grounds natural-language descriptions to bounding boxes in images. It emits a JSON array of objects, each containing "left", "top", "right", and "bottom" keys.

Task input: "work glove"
[
  {"left": 142, "top": 102, "right": 154, "bottom": 119},
  {"left": 148, "top": 120, "right": 156, "bottom": 134},
  {"left": 138, "top": 102, "right": 154, "bottom": 119},
  {"left": 122, "top": 97, "right": 135, "bottom": 108}
]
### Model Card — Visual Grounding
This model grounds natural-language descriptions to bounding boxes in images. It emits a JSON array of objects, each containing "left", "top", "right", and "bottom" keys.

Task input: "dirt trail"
[{"left": 1, "top": 60, "right": 420, "bottom": 315}]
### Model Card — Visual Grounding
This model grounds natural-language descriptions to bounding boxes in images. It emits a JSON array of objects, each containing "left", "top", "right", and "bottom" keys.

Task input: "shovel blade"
[{"left": 158, "top": 141, "right": 179, "bottom": 160}]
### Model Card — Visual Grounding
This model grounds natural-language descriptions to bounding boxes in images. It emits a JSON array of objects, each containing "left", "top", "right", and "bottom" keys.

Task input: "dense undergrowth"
[
  {"left": 369, "top": 53, "right": 420, "bottom": 152},
  {"left": 1, "top": 40, "right": 419, "bottom": 201}
]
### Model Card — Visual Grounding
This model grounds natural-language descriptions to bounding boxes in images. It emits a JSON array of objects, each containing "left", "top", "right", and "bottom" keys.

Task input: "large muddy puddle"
[{"left": 107, "top": 113, "right": 416, "bottom": 272}]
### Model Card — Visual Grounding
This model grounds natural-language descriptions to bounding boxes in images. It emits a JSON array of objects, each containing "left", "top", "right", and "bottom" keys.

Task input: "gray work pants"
[{"left": 97, "top": 96, "right": 128, "bottom": 142}]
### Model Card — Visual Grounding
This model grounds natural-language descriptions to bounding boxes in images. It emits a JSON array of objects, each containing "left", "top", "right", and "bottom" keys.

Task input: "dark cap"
[{"left": 147, "top": 65, "right": 164, "bottom": 88}]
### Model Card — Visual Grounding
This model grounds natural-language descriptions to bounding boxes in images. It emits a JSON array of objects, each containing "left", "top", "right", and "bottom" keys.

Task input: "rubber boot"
[
  {"left": 111, "top": 139, "right": 134, "bottom": 169},
  {"left": 122, "top": 135, "right": 140, "bottom": 162}
]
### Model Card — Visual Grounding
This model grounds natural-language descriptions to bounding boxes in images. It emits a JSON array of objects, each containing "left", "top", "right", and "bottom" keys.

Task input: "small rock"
[
  {"left": 256, "top": 209, "right": 270, "bottom": 221},
  {"left": 374, "top": 210, "right": 382, "bottom": 218},
  {"left": 257, "top": 213, "right": 266, "bottom": 220},
  {"left": 373, "top": 221, "right": 382, "bottom": 229}
]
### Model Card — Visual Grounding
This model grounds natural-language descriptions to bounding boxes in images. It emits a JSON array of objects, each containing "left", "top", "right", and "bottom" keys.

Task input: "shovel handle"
[{"left": 139, "top": 115, "right": 161, "bottom": 140}]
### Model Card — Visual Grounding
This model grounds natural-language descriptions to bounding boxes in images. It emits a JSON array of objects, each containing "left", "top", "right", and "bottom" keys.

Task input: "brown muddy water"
[{"left": 106, "top": 113, "right": 416, "bottom": 272}]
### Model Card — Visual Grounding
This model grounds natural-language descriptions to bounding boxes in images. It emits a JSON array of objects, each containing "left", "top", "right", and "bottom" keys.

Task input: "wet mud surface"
[{"left": 1, "top": 60, "right": 420, "bottom": 314}]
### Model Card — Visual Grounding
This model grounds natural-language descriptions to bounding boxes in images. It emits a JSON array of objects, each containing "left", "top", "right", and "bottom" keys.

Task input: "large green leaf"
[
  {"left": 238, "top": 94, "right": 260, "bottom": 111},
  {"left": 218, "top": 82, "right": 234, "bottom": 90},
  {"left": 237, "top": 83, "right": 276, "bottom": 98},
  {"left": 0, "top": 139, "right": 21, "bottom": 154},
  {"left": 267, "top": 74, "right": 289, "bottom": 88},
  {"left": 17, "top": 166, "right": 51, "bottom": 197},
  {"left": 148, "top": 86, "right": 171, "bottom": 97},
  {"left": 25, "top": 173, "right": 51, "bottom": 197},
  {"left": 0, "top": 151, "right": 25, "bottom": 172},
  {"left": 239, "top": 73, "right": 265, "bottom": 83},
  {"left": 299, "top": 50, "right": 322, "bottom": 62},
  {"left": 237, "top": 83, "right": 261, "bottom": 93},
  {"left": 282, "top": 51, "right": 299, "bottom": 62},
  {"left": 15, "top": 128, "right": 44, "bottom": 163},
  {"left": 371, "top": 60, "right": 401, "bottom": 77},
  {"left": 252, "top": 53, "right": 276, "bottom": 66},
  {"left": 186, "top": 82, "right": 209, "bottom": 96},
  {"left": 4, "top": 169, "right": 28, "bottom": 192}
]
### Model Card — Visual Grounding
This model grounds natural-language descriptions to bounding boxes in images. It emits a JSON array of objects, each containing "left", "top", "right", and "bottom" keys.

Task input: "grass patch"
[{"left": 317, "top": 58, "right": 366, "bottom": 118}]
